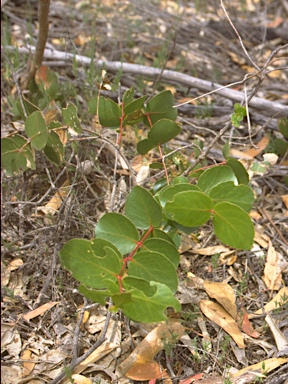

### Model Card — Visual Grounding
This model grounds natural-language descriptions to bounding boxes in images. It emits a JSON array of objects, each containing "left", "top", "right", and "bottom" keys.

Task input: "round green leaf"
[
  {"left": 209, "top": 181, "right": 255, "bottom": 212},
  {"left": 98, "top": 97, "right": 121, "bottom": 128},
  {"left": 59, "top": 238, "right": 122, "bottom": 290},
  {"left": 125, "top": 186, "right": 162, "bottom": 229},
  {"left": 164, "top": 191, "right": 213, "bottom": 226},
  {"left": 159, "top": 184, "right": 200, "bottom": 208},
  {"left": 143, "top": 90, "right": 178, "bottom": 126},
  {"left": 142, "top": 238, "right": 180, "bottom": 269},
  {"left": 114, "top": 281, "right": 181, "bottom": 323},
  {"left": 226, "top": 157, "right": 249, "bottom": 185},
  {"left": 95, "top": 212, "right": 139, "bottom": 255},
  {"left": 213, "top": 202, "right": 254, "bottom": 250},
  {"left": 62, "top": 103, "right": 82, "bottom": 134},
  {"left": 148, "top": 228, "right": 175, "bottom": 245},
  {"left": 79, "top": 284, "right": 118, "bottom": 306},
  {"left": 25, "top": 111, "right": 48, "bottom": 150},
  {"left": 1, "top": 135, "right": 33, "bottom": 174},
  {"left": 137, "top": 138, "right": 154, "bottom": 155},
  {"left": 43, "top": 131, "right": 64, "bottom": 165},
  {"left": 148, "top": 119, "right": 181, "bottom": 145},
  {"left": 129, "top": 250, "right": 178, "bottom": 292},
  {"left": 197, "top": 165, "right": 237, "bottom": 193}
]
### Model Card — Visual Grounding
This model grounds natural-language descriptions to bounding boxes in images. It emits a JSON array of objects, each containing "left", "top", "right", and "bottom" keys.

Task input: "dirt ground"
[{"left": 1, "top": 1, "right": 288, "bottom": 383}]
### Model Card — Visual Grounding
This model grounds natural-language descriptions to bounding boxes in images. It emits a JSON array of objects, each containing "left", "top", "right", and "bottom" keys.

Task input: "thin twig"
[
  {"left": 220, "top": 0, "right": 260, "bottom": 71},
  {"left": 49, "top": 311, "right": 112, "bottom": 384}
]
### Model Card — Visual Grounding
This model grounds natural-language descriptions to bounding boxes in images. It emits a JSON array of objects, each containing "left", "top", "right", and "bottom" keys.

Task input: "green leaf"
[
  {"left": 164, "top": 191, "right": 213, "bottom": 226},
  {"left": 114, "top": 282, "right": 181, "bottom": 323},
  {"left": 273, "top": 138, "right": 288, "bottom": 156},
  {"left": 148, "top": 228, "right": 175, "bottom": 245},
  {"left": 222, "top": 141, "right": 230, "bottom": 159},
  {"left": 143, "top": 90, "right": 177, "bottom": 126},
  {"left": 209, "top": 181, "right": 254, "bottom": 212},
  {"left": 234, "top": 103, "right": 246, "bottom": 116},
  {"left": 129, "top": 250, "right": 178, "bottom": 292},
  {"left": 24, "top": 144, "right": 36, "bottom": 170},
  {"left": 15, "top": 97, "right": 39, "bottom": 120},
  {"left": 79, "top": 284, "right": 117, "bottom": 306},
  {"left": 148, "top": 119, "right": 181, "bottom": 145},
  {"left": 278, "top": 117, "right": 288, "bottom": 139},
  {"left": 1, "top": 135, "right": 35, "bottom": 174},
  {"left": 125, "top": 186, "right": 162, "bottom": 229},
  {"left": 197, "top": 165, "right": 237, "bottom": 193},
  {"left": 59, "top": 238, "right": 122, "bottom": 290},
  {"left": 95, "top": 213, "right": 139, "bottom": 255},
  {"left": 122, "top": 276, "right": 156, "bottom": 296},
  {"left": 25, "top": 111, "right": 48, "bottom": 150},
  {"left": 172, "top": 176, "right": 189, "bottom": 184},
  {"left": 226, "top": 157, "right": 249, "bottom": 185},
  {"left": 97, "top": 96, "right": 121, "bottom": 128},
  {"left": 142, "top": 238, "right": 179, "bottom": 269},
  {"left": 213, "top": 202, "right": 254, "bottom": 250},
  {"left": 159, "top": 184, "right": 200, "bottom": 208},
  {"left": 43, "top": 131, "right": 64, "bottom": 165},
  {"left": 122, "top": 87, "right": 135, "bottom": 106},
  {"left": 123, "top": 96, "right": 146, "bottom": 124},
  {"left": 137, "top": 138, "right": 154, "bottom": 155},
  {"left": 62, "top": 103, "right": 82, "bottom": 134},
  {"left": 88, "top": 97, "right": 98, "bottom": 115}
]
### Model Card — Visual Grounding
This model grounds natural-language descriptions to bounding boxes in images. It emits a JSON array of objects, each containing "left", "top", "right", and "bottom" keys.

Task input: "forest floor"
[{"left": 1, "top": 1, "right": 288, "bottom": 383}]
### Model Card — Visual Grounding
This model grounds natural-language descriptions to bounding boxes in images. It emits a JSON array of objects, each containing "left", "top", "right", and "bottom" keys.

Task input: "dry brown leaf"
[
  {"left": 231, "top": 357, "right": 288, "bottom": 379},
  {"left": 72, "top": 342, "right": 118, "bottom": 376},
  {"left": 22, "top": 302, "right": 59, "bottom": 321},
  {"left": 239, "top": 309, "right": 260, "bottom": 338},
  {"left": 253, "top": 230, "right": 269, "bottom": 248},
  {"left": 262, "top": 241, "right": 282, "bottom": 290},
  {"left": 118, "top": 321, "right": 185, "bottom": 376},
  {"left": 200, "top": 300, "right": 244, "bottom": 348},
  {"left": 203, "top": 281, "right": 237, "bottom": 319},
  {"left": 21, "top": 349, "right": 36, "bottom": 377},
  {"left": 37, "top": 179, "right": 70, "bottom": 215},
  {"left": 219, "top": 251, "right": 237, "bottom": 265},
  {"left": 179, "top": 373, "right": 204, "bottom": 384},
  {"left": 242, "top": 136, "right": 269, "bottom": 158},
  {"left": 126, "top": 361, "right": 170, "bottom": 381},
  {"left": 281, "top": 194, "right": 288, "bottom": 209},
  {"left": 188, "top": 245, "right": 229, "bottom": 255},
  {"left": 250, "top": 287, "right": 288, "bottom": 317},
  {"left": 71, "top": 374, "right": 93, "bottom": 384}
]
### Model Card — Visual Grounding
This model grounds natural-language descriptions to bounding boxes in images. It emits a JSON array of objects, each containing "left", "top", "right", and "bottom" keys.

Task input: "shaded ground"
[{"left": 1, "top": 1, "right": 288, "bottom": 383}]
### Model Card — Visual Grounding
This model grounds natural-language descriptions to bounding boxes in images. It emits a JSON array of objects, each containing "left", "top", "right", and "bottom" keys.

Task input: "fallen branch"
[{"left": 2, "top": 44, "right": 288, "bottom": 117}]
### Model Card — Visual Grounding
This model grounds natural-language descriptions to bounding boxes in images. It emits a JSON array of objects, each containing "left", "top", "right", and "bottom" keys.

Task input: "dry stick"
[
  {"left": 220, "top": 0, "right": 260, "bottom": 71},
  {"left": 49, "top": 311, "right": 112, "bottom": 384},
  {"left": 3, "top": 45, "right": 288, "bottom": 117},
  {"left": 21, "top": 0, "right": 50, "bottom": 89}
]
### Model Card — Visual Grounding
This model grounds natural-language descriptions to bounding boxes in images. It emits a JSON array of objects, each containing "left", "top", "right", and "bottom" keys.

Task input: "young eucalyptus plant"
[{"left": 1, "top": 71, "right": 255, "bottom": 323}]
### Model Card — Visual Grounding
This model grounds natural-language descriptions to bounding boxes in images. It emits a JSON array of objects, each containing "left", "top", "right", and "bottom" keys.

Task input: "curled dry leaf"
[
  {"left": 203, "top": 281, "right": 237, "bottom": 319},
  {"left": 262, "top": 241, "right": 283, "bottom": 291},
  {"left": 118, "top": 320, "right": 185, "bottom": 377},
  {"left": 36, "top": 179, "right": 70, "bottom": 216},
  {"left": 250, "top": 287, "right": 288, "bottom": 318},
  {"left": 231, "top": 357, "right": 288, "bottom": 379},
  {"left": 239, "top": 309, "right": 260, "bottom": 338},
  {"left": 200, "top": 300, "right": 244, "bottom": 348}
]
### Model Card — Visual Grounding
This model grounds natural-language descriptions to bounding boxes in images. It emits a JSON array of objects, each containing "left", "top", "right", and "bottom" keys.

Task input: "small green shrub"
[{"left": 1, "top": 71, "right": 256, "bottom": 323}]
